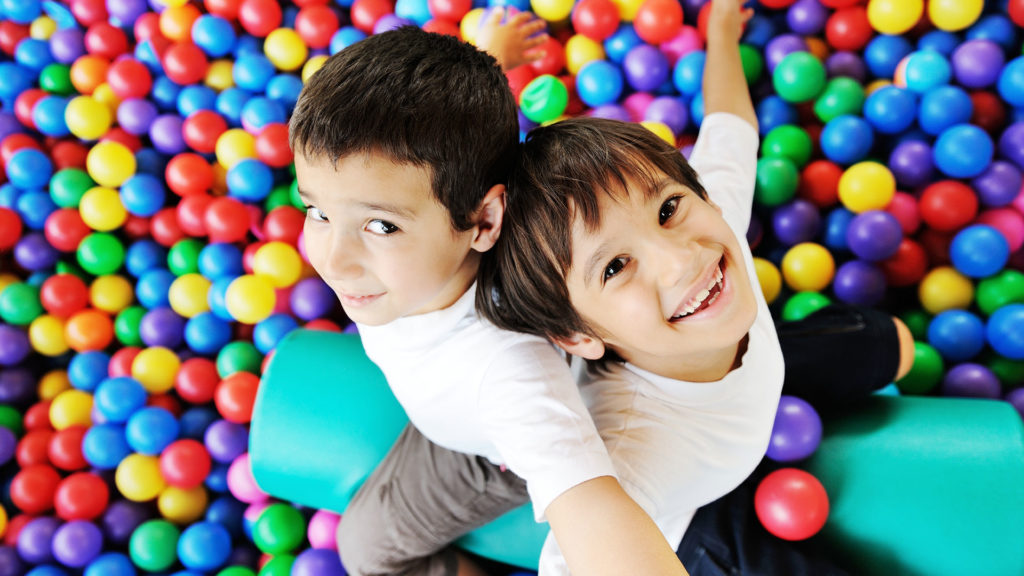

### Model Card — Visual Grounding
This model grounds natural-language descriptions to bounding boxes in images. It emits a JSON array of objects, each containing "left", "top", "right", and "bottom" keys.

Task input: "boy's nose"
[
  {"left": 322, "top": 232, "right": 364, "bottom": 280},
  {"left": 647, "top": 233, "right": 695, "bottom": 290}
]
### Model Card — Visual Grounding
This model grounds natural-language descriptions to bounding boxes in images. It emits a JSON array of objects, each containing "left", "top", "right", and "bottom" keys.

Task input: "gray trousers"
[{"left": 337, "top": 424, "right": 530, "bottom": 576}]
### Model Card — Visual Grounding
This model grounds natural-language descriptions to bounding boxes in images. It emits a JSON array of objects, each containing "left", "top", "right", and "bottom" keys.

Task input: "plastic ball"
[
  {"left": 918, "top": 180, "right": 978, "bottom": 232},
  {"left": 177, "top": 521, "right": 231, "bottom": 572},
  {"left": 78, "top": 186, "right": 126, "bottom": 232},
  {"left": 766, "top": 395, "right": 822, "bottom": 462},
  {"left": 215, "top": 371, "right": 260, "bottom": 424},
  {"left": 754, "top": 157, "right": 799, "bottom": 207},
  {"left": 84, "top": 553, "right": 135, "bottom": 576},
  {"left": 532, "top": 0, "right": 573, "bottom": 22},
  {"left": 781, "top": 243, "right": 835, "bottom": 292},
  {"left": 880, "top": 238, "right": 928, "bottom": 288},
  {"left": 131, "top": 346, "right": 180, "bottom": 395},
  {"left": 941, "top": 363, "right": 1001, "bottom": 399},
  {"left": 819, "top": 115, "right": 873, "bottom": 165},
  {"left": 292, "top": 549, "right": 346, "bottom": 576},
  {"left": 10, "top": 465, "right": 61, "bottom": 514},
  {"left": 862, "top": 85, "right": 915, "bottom": 134},
  {"left": 755, "top": 468, "right": 829, "bottom": 541},
  {"left": 168, "top": 274, "right": 212, "bottom": 318},
  {"left": 65, "top": 96, "right": 112, "bottom": 141},
  {"left": 52, "top": 520, "right": 104, "bottom": 568},
  {"left": 918, "top": 266, "right": 974, "bottom": 314},
  {"left": 987, "top": 304, "right": 1024, "bottom": 360},
  {"left": 225, "top": 453, "right": 267, "bottom": 503},
  {"left": 895, "top": 341, "right": 944, "bottom": 394},
  {"left": 773, "top": 52, "right": 826, "bottom": 103},
  {"left": 633, "top": 0, "right": 681, "bottom": 45},
  {"left": 128, "top": 520, "right": 179, "bottom": 572},
  {"left": 949, "top": 225, "right": 1010, "bottom": 279},
  {"left": 833, "top": 259, "right": 887, "bottom": 306},
  {"left": 837, "top": 162, "right": 894, "bottom": 214},
  {"left": 772, "top": 200, "right": 820, "bottom": 246},
  {"left": 575, "top": 60, "right": 624, "bottom": 108},
  {"left": 125, "top": 406, "right": 179, "bottom": 455},
  {"left": 86, "top": 140, "right": 135, "bottom": 188},
  {"left": 762, "top": 125, "right": 812, "bottom": 168},
  {"left": 976, "top": 270, "right": 1024, "bottom": 316},
  {"left": 846, "top": 210, "right": 902, "bottom": 262},
  {"left": 116, "top": 454, "right": 166, "bottom": 502},
  {"left": 928, "top": 0, "right": 982, "bottom": 31},
  {"left": 252, "top": 503, "right": 305, "bottom": 555},
  {"left": 158, "top": 484, "right": 208, "bottom": 524},
  {"left": 307, "top": 510, "right": 341, "bottom": 550},
  {"left": 928, "top": 309, "right": 986, "bottom": 362},
  {"left": 866, "top": 0, "right": 922, "bottom": 35}
]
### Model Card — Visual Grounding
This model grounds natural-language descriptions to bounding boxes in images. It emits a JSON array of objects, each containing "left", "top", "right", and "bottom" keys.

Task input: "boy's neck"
[
  {"left": 629, "top": 335, "right": 749, "bottom": 383},
  {"left": 405, "top": 253, "right": 481, "bottom": 318}
]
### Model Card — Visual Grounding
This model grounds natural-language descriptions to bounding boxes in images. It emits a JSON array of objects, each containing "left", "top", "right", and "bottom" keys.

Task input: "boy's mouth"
[
  {"left": 337, "top": 291, "right": 385, "bottom": 308},
  {"left": 669, "top": 258, "right": 725, "bottom": 322}
]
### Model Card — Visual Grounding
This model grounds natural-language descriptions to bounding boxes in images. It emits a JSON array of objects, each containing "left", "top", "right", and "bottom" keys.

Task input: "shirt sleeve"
[
  {"left": 478, "top": 338, "right": 618, "bottom": 522},
  {"left": 687, "top": 113, "right": 760, "bottom": 236}
]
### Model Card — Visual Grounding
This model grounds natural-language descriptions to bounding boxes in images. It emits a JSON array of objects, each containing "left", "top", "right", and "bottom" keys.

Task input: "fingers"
[
  {"left": 483, "top": 6, "right": 505, "bottom": 26},
  {"left": 522, "top": 48, "right": 546, "bottom": 63},
  {"left": 522, "top": 34, "right": 547, "bottom": 50}
]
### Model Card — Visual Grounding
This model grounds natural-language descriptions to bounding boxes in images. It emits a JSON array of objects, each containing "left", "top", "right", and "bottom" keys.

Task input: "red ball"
[
  {"left": 798, "top": 160, "right": 841, "bottom": 208},
  {"left": 151, "top": 207, "right": 186, "bottom": 247},
  {"left": 134, "top": 12, "right": 163, "bottom": 43},
  {"left": 884, "top": 191, "right": 921, "bottom": 236},
  {"left": 215, "top": 372, "right": 261, "bottom": 423},
  {"left": 1009, "top": 0, "right": 1024, "bottom": 27},
  {"left": 819, "top": 0, "right": 860, "bottom": 7},
  {"left": 255, "top": 123, "right": 292, "bottom": 168},
  {"left": 970, "top": 90, "right": 1007, "bottom": 135},
  {"left": 205, "top": 0, "right": 244, "bottom": 20},
  {"left": 428, "top": 0, "right": 471, "bottom": 22},
  {"left": 422, "top": 18, "right": 461, "bottom": 37},
  {"left": 506, "top": 65, "right": 538, "bottom": 101},
  {"left": 0, "top": 206, "right": 22, "bottom": 250},
  {"left": 917, "top": 227, "right": 953, "bottom": 268},
  {"left": 754, "top": 468, "right": 829, "bottom": 541},
  {"left": 0, "top": 21, "right": 30, "bottom": 56},
  {"left": 16, "top": 429, "right": 54, "bottom": 468},
  {"left": 23, "top": 401, "right": 53, "bottom": 432},
  {"left": 106, "top": 58, "right": 153, "bottom": 100},
  {"left": 14, "top": 88, "right": 46, "bottom": 130},
  {"left": 177, "top": 193, "right": 214, "bottom": 237},
  {"left": 147, "top": 393, "right": 182, "bottom": 417},
  {"left": 166, "top": 153, "right": 214, "bottom": 196},
  {"left": 205, "top": 197, "right": 251, "bottom": 243},
  {"left": 100, "top": 127, "right": 142, "bottom": 152},
  {"left": 759, "top": 0, "right": 797, "bottom": 7},
  {"left": 48, "top": 425, "right": 88, "bottom": 471},
  {"left": 44, "top": 209, "right": 91, "bottom": 253},
  {"left": 176, "top": 357, "right": 220, "bottom": 404},
  {"left": 124, "top": 214, "right": 152, "bottom": 239},
  {"left": 160, "top": 439, "right": 212, "bottom": 489},
  {"left": 50, "top": 140, "right": 89, "bottom": 170},
  {"left": 880, "top": 238, "right": 929, "bottom": 287},
  {"left": 1, "top": 134, "right": 43, "bottom": 166},
  {"left": 825, "top": 6, "right": 872, "bottom": 52},
  {"left": 305, "top": 319, "right": 341, "bottom": 331},
  {"left": 350, "top": 0, "right": 395, "bottom": 34},
  {"left": 70, "top": 0, "right": 108, "bottom": 27},
  {"left": 294, "top": 5, "right": 339, "bottom": 49},
  {"left": 108, "top": 346, "right": 141, "bottom": 378},
  {"left": 84, "top": 22, "right": 129, "bottom": 60},
  {"left": 54, "top": 472, "right": 109, "bottom": 521},
  {"left": 238, "top": 0, "right": 284, "bottom": 37},
  {"left": 634, "top": 0, "right": 683, "bottom": 45},
  {"left": 696, "top": 1, "right": 712, "bottom": 40},
  {"left": 528, "top": 36, "right": 566, "bottom": 76},
  {"left": 4, "top": 515, "right": 33, "bottom": 547},
  {"left": 162, "top": 41, "right": 209, "bottom": 86},
  {"left": 10, "top": 464, "right": 61, "bottom": 514},
  {"left": 39, "top": 273, "right": 90, "bottom": 318},
  {"left": 263, "top": 206, "right": 304, "bottom": 245},
  {"left": 242, "top": 240, "right": 266, "bottom": 274},
  {"left": 918, "top": 180, "right": 978, "bottom": 232},
  {"left": 572, "top": 0, "right": 620, "bottom": 41},
  {"left": 183, "top": 110, "right": 228, "bottom": 154}
]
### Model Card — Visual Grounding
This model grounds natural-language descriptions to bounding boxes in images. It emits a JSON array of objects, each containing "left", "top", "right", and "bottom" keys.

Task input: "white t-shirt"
[
  {"left": 356, "top": 287, "right": 617, "bottom": 520},
  {"left": 538, "top": 113, "right": 786, "bottom": 575}
]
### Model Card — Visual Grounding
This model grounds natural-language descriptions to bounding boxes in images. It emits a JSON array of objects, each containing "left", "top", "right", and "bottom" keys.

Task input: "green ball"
[
  {"left": 129, "top": 520, "right": 180, "bottom": 572},
  {"left": 0, "top": 405, "right": 24, "bottom": 436},
  {"left": 49, "top": 168, "right": 94, "bottom": 209},
  {"left": 985, "top": 353, "right": 1024, "bottom": 388},
  {"left": 0, "top": 283, "right": 43, "bottom": 326},
  {"left": 976, "top": 270, "right": 1024, "bottom": 317},
  {"left": 773, "top": 52, "right": 827, "bottom": 103},
  {"left": 896, "top": 342, "right": 944, "bottom": 395},
  {"left": 754, "top": 156, "right": 799, "bottom": 207},
  {"left": 218, "top": 568, "right": 257, "bottom": 576},
  {"left": 168, "top": 239, "right": 205, "bottom": 276},
  {"left": 289, "top": 179, "right": 303, "bottom": 210},
  {"left": 519, "top": 75, "right": 568, "bottom": 124},
  {"left": 252, "top": 503, "right": 306, "bottom": 555},
  {"left": 761, "top": 125, "right": 812, "bottom": 167},
  {"left": 739, "top": 44, "right": 763, "bottom": 85},
  {"left": 898, "top": 308, "right": 932, "bottom": 342},
  {"left": 782, "top": 291, "right": 831, "bottom": 321},
  {"left": 54, "top": 261, "right": 88, "bottom": 280},
  {"left": 115, "top": 306, "right": 146, "bottom": 347},
  {"left": 257, "top": 555, "right": 296, "bottom": 576},
  {"left": 813, "top": 77, "right": 865, "bottom": 123},
  {"left": 39, "top": 63, "right": 73, "bottom": 96},
  {"left": 217, "top": 341, "right": 264, "bottom": 377},
  {"left": 264, "top": 185, "right": 294, "bottom": 212},
  {"left": 77, "top": 232, "right": 125, "bottom": 276}
]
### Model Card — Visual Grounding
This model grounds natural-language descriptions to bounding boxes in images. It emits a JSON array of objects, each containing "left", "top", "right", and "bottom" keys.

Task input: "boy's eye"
[
  {"left": 659, "top": 196, "right": 681, "bottom": 225},
  {"left": 306, "top": 206, "right": 328, "bottom": 222},
  {"left": 366, "top": 220, "right": 400, "bottom": 235},
  {"left": 603, "top": 257, "right": 628, "bottom": 283}
]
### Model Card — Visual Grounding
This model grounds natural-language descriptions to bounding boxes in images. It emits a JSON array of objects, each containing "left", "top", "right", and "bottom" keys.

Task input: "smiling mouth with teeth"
[{"left": 670, "top": 262, "right": 725, "bottom": 321}]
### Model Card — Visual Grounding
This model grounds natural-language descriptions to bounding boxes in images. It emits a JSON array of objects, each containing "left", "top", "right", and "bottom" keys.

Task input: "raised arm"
[
  {"left": 703, "top": 0, "right": 758, "bottom": 130},
  {"left": 474, "top": 7, "right": 548, "bottom": 72}
]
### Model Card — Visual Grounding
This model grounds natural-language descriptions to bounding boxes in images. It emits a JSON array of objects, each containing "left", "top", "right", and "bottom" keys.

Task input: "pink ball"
[
  {"left": 1013, "top": 184, "right": 1024, "bottom": 214},
  {"left": 307, "top": 509, "right": 341, "bottom": 550},
  {"left": 226, "top": 453, "right": 270, "bottom": 504},
  {"left": 297, "top": 230, "right": 309, "bottom": 263},
  {"left": 884, "top": 191, "right": 921, "bottom": 236},
  {"left": 243, "top": 501, "right": 271, "bottom": 532},
  {"left": 976, "top": 208, "right": 1024, "bottom": 252},
  {"left": 660, "top": 26, "right": 702, "bottom": 67},
  {"left": 622, "top": 92, "right": 656, "bottom": 122}
]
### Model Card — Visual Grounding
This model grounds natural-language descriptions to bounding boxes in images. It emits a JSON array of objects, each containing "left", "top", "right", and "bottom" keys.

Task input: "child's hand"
[
  {"left": 707, "top": 0, "right": 754, "bottom": 43},
  {"left": 475, "top": 8, "right": 548, "bottom": 72}
]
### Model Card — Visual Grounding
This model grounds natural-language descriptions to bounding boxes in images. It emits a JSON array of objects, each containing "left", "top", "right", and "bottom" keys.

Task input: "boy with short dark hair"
[{"left": 289, "top": 25, "right": 688, "bottom": 576}]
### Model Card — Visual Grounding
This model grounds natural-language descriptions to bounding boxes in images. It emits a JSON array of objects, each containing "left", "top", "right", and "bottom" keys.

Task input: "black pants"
[{"left": 677, "top": 305, "right": 900, "bottom": 576}]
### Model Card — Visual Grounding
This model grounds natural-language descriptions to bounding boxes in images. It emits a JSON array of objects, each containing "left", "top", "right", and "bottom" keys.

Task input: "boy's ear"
[
  {"left": 471, "top": 184, "right": 506, "bottom": 252},
  {"left": 552, "top": 332, "right": 606, "bottom": 360}
]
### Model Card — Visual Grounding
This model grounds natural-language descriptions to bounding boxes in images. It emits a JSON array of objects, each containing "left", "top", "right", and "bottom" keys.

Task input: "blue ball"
[
  {"left": 179, "top": 406, "right": 220, "bottom": 440},
  {"left": 15, "top": 190, "right": 57, "bottom": 230},
  {"left": 916, "top": 30, "right": 959, "bottom": 56},
  {"left": 136, "top": 269, "right": 176, "bottom": 309},
  {"left": 917, "top": 85, "right": 972, "bottom": 136},
  {"left": 125, "top": 240, "right": 168, "bottom": 278},
  {"left": 862, "top": 85, "right": 916, "bottom": 135},
  {"left": 15, "top": 38, "right": 55, "bottom": 71},
  {"left": 199, "top": 243, "right": 244, "bottom": 280},
  {"left": 823, "top": 207, "right": 855, "bottom": 252},
  {"left": 933, "top": 124, "right": 994, "bottom": 179},
  {"left": 253, "top": 314, "right": 299, "bottom": 354},
  {"left": 0, "top": 183, "right": 21, "bottom": 208},
  {"left": 178, "top": 522, "right": 232, "bottom": 572},
  {"left": 134, "top": 147, "right": 168, "bottom": 177},
  {"left": 233, "top": 54, "right": 276, "bottom": 93},
  {"left": 864, "top": 34, "right": 912, "bottom": 79},
  {"left": 604, "top": 25, "right": 643, "bottom": 64},
  {"left": 0, "top": 62, "right": 35, "bottom": 102},
  {"left": 125, "top": 407, "right": 180, "bottom": 455},
  {"left": 120, "top": 174, "right": 167, "bottom": 218},
  {"left": 205, "top": 496, "right": 247, "bottom": 539},
  {"left": 7, "top": 148, "right": 53, "bottom": 190},
  {"left": 205, "top": 463, "right": 230, "bottom": 493},
  {"left": 395, "top": 0, "right": 431, "bottom": 25},
  {"left": 672, "top": 51, "right": 705, "bottom": 97},
  {"left": 68, "top": 351, "right": 110, "bottom": 392},
  {"left": 151, "top": 76, "right": 183, "bottom": 112},
  {"left": 329, "top": 26, "right": 367, "bottom": 55},
  {"left": 950, "top": 224, "right": 1010, "bottom": 278},
  {"left": 740, "top": 13, "right": 776, "bottom": 49},
  {"left": 987, "top": 304, "right": 1024, "bottom": 361},
  {"left": 94, "top": 376, "right": 148, "bottom": 424},
  {"left": 756, "top": 95, "right": 798, "bottom": 136},
  {"left": 215, "top": 88, "right": 253, "bottom": 127},
  {"left": 185, "top": 312, "right": 233, "bottom": 355},
  {"left": 239, "top": 96, "right": 286, "bottom": 133},
  {"left": 1, "top": 0, "right": 42, "bottom": 23},
  {"left": 233, "top": 35, "right": 264, "bottom": 58},
  {"left": 227, "top": 158, "right": 273, "bottom": 202},
  {"left": 266, "top": 74, "right": 303, "bottom": 113},
  {"left": 82, "top": 423, "right": 131, "bottom": 469},
  {"left": 85, "top": 553, "right": 136, "bottom": 576},
  {"left": 32, "top": 96, "right": 71, "bottom": 137},
  {"left": 928, "top": 309, "right": 986, "bottom": 362},
  {"left": 965, "top": 14, "right": 1017, "bottom": 53},
  {"left": 689, "top": 92, "right": 704, "bottom": 127},
  {"left": 177, "top": 85, "right": 218, "bottom": 117},
  {"left": 998, "top": 56, "right": 1024, "bottom": 108},
  {"left": 192, "top": 14, "right": 237, "bottom": 58},
  {"left": 576, "top": 60, "right": 624, "bottom": 108},
  {"left": 820, "top": 115, "right": 874, "bottom": 165},
  {"left": 208, "top": 277, "right": 235, "bottom": 321},
  {"left": 902, "top": 50, "right": 952, "bottom": 94}
]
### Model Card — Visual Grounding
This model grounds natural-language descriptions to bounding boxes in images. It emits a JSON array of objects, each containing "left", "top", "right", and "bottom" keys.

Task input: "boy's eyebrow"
[
  {"left": 583, "top": 243, "right": 610, "bottom": 288},
  {"left": 295, "top": 188, "right": 415, "bottom": 219}
]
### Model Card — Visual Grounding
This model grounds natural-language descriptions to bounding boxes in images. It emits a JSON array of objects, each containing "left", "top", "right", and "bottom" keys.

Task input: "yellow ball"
[
  {"left": 928, "top": 0, "right": 983, "bottom": 31},
  {"left": 50, "top": 389, "right": 93, "bottom": 430},
  {"left": 301, "top": 55, "right": 328, "bottom": 83},
  {"left": 867, "top": 0, "right": 923, "bottom": 35},
  {"left": 0, "top": 274, "right": 19, "bottom": 295},
  {"left": 864, "top": 79, "right": 891, "bottom": 97},
  {"left": 265, "top": 28, "right": 308, "bottom": 72},
  {"left": 611, "top": 0, "right": 644, "bottom": 21},
  {"left": 132, "top": 347, "right": 181, "bottom": 394},
  {"left": 205, "top": 60, "right": 235, "bottom": 91},
  {"left": 838, "top": 161, "right": 895, "bottom": 213},
  {"left": 79, "top": 186, "right": 127, "bottom": 231},
  {"left": 30, "top": 16, "right": 57, "bottom": 40},
  {"left": 92, "top": 83, "right": 121, "bottom": 116},
  {"left": 753, "top": 257, "right": 782, "bottom": 304},
  {"left": 532, "top": 0, "right": 573, "bottom": 22},
  {"left": 29, "top": 314, "right": 68, "bottom": 357},
  {"left": 168, "top": 273, "right": 212, "bottom": 318},
  {"left": 90, "top": 275, "right": 135, "bottom": 314},
  {"left": 216, "top": 128, "right": 257, "bottom": 170},
  {"left": 781, "top": 242, "right": 835, "bottom": 292},
  {"left": 159, "top": 486, "right": 209, "bottom": 524},
  {"left": 38, "top": 370, "right": 72, "bottom": 401},
  {"left": 460, "top": 8, "right": 486, "bottom": 44},
  {"left": 565, "top": 34, "right": 605, "bottom": 76},
  {"left": 116, "top": 454, "right": 166, "bottom": 502},
  {"left": 253, "top": 242, "right": 303, "bottom": 288},
  {"left": 640, "top": 121, "right": 676, "bottom": 146},
  {"left": 65, "top": 96, "right": 112, "bottom": 141},
  {"left": 226, "top": 275, "right": 276, "bottom": 324},
  {"left": 211, "top": 162, "right": 229, "bottom": 195},
  {"left": 918, "top": 266, "right": 974, "bottom": 314},
  {"left": 86, "top": 141, "right": 136, "bottom": 188},
  {"left": 0, "top": 504, "right": 7, "bottom": 539}
]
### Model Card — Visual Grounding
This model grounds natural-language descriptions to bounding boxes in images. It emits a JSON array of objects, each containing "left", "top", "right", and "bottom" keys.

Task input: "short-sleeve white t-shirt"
[
  {"left": 537, "top": 113, "right": 786, "bottom": 575},
  {"left": 356, "top": 286, "right": 617, "bottom": 520}
]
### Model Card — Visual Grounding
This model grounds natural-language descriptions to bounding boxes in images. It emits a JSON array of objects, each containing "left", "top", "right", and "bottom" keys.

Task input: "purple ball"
[
  {"left": 826, "top": 51, "right": 867, "bottom": 83},
  {"left": 0, "top": 112, "right": 23, "bottom": 142},
  {"left": 226, "top": 545, "right": 261, "bottom": 569},
  {"left": 846, "top": 210, "right": 903, "bottom": 261},
  {"left": 998, "top": 121, "right": 1024, "bottom": 171},
  {"left": 292, "top": 549, "right": 348, "bottom": 576},
  {"left": 833, "top": 260, "right": 887, "bottom": 306},
  {"left": 101, "top": 500, "right": 151, "bottom": 546},
  {"left": 588, "top": 105, "right": 632, "bottom": 122},
  {"left": 889, "top": 139, "right": 935, "bottom": 189},
  {"left": 373, "top": 15, "right": 413, "bottom": 34},
  {"left": 52, "top": 521, "right": 103, "bottom": 568},
  {"left": 149, "top": 115, "right": 186, "bottom": 155},
  {"left": 0, "top": 426, "right": 15, "bottom": 466},
  {"left": 516, "top": 109, "right": 537, "bottom": 133},
  {"left": 14, "top": 232, "right": 60, "bottom": 272},
  {"left": 644, "top": 96, "right": 688, "bottom": 135},
  {"left": 17, "top": 517, "right": 61, "bottom": 565},
  {"left": 1005, "top": 387, "right": 1024, "bottom": 420},
  {"left": 0, "top": 546, "right": 25, "bottom": 576},
  {"left": 951, "top": 40, "right": 1005, "bottom": 89},
  {"left": 204, "top": 419, "right": 249, "bottom": 464},
  {"left": 0, "top": 367, "right": 34, "bottom": 403},
  {"left": 139, "top": 307, "right": 186, "bottom": 348},
  {"left": 48, "top": 29, "right": 85, "bottom": 65},
  {"left": 623, "top": 45, "right": 669, "bottom": 93},
  {"left": 941, "top": 363, "right": 1002, "bottom": 399},
  {"left": 973, "top": 160, "right": 1022, "bottom": 207},
  {"left": 772, "top": 199, "right": 821, "bottom": 246},
  {"left": 766, "top": 395, "right": 822, "bottom": 462},
  {"left": 342, "top": 322, "right": 359, "bottom": 334},
  {"left": 117, "top": 99, "right": 159, "bottom": 136},
  {"left": 107, "top": 0, "right": 150, "bottom": 26},
  {"left": 290, "top": 277, "right": 336, "bottom": 322},
  {"left": 786, "top": 0, "right": 828, "bottom": 35},
  {"left": 0, "top": 325, "right": 30, "bottom": 367},
  {"left": 765, "top": 34, "right": 807, "bottom": 73}
]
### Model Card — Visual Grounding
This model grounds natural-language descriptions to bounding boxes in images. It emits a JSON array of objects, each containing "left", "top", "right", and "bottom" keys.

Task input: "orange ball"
[
  {"left": 69, "top": 55, "right": 110, "bottom": 95},
  {"left": 159, "top": 4, "right": 202, "bottom": 42},
  {"left": 64, "top": 309, "right": 114, "bottom": 352}
]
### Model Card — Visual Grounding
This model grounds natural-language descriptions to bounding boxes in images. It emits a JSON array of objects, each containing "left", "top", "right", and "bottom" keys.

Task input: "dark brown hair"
[
  {"left": 289, "top": 26, "right": 518, "bottom": 231},
  {"left": 477, "top": 117, "right": 706, "bottom": 344}
]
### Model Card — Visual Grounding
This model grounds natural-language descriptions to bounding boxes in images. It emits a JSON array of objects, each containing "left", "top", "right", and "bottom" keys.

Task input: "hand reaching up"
[
  {"left": 706, "top": 0, "right": 754, "bottom": 44},
  {"left": 475, "top": 8, "right": 548, "bottom": 71}
]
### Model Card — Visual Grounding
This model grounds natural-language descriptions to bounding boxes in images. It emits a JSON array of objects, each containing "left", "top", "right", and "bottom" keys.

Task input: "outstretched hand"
[
  {"left": 475, "top": 8, "right": 548, "bottom": 71},
  {"left": 707, "top": 0, "right": 754, "bottom": 43}
]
